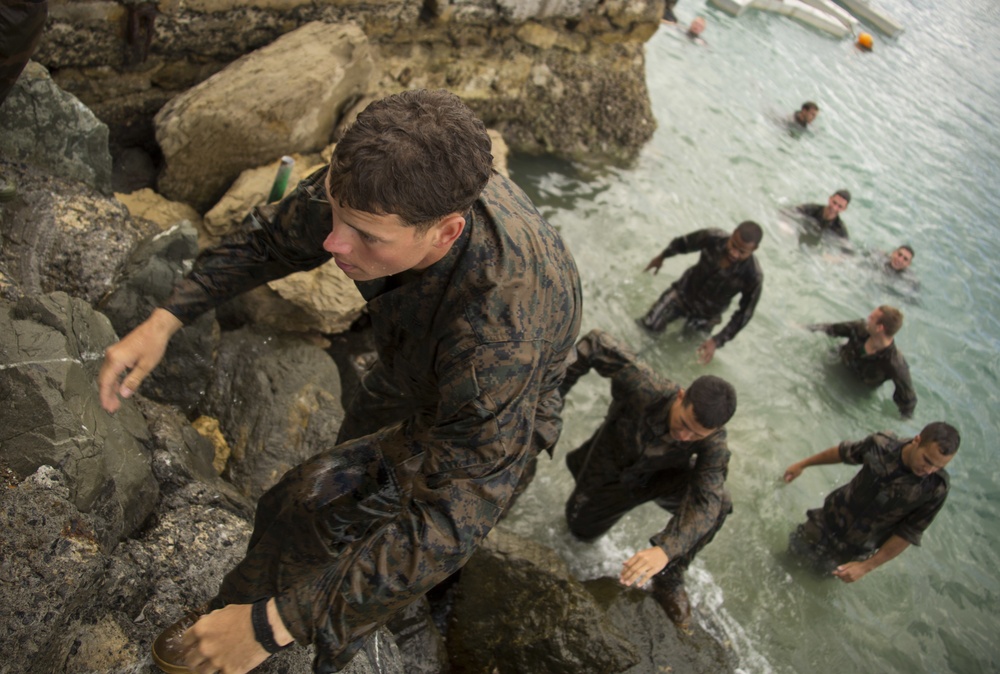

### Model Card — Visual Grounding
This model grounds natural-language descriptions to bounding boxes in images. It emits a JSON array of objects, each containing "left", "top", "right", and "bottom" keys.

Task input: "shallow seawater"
[{"left": 505, "top": 1, "right": 1000, "bottom": 672}]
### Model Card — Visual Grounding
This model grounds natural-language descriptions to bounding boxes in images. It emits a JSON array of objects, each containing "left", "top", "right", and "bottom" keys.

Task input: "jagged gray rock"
[
  {"left": 97, "top": 221, "right": 219, "bottom": 415},
  {"left": 0, "top": 162, "right": 156, "bottom": 306},
  {"left": 201, "top": 326, "right": 345, "bottom": 500},
  {"left": 0, "top": 61, "right": 113, "bottom": 193},
  {"left": 0, "top": 293, "right": 158, "bottom": 547}
]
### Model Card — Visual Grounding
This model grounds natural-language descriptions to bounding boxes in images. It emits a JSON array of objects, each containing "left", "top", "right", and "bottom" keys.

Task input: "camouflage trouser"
[
  {"left": 639, "top": 287, "right": 721, "bottom": 334},
  {"left": 0, "top": 0, "right": 47, "bottom": 107},
  {"left": 565, "top": 445, "right": 732, "bottom": 576},
  {"left": 787, "top": 520, "right": 871, "bottom": 575}
]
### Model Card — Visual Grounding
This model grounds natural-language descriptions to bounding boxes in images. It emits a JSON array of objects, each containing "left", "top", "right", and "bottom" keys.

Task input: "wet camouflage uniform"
[
  {"left": 0, "top": 0, "right": 47, "bottom": 106},
  {"left": 796, "top": 203, "right": 849, "bottom": 239},
  {"left": 790, "top": 431, "right": 949, "bottom": 572},
  {"left": 561, "top": 329, "right": 732, "bottom": 587},
  {"left": 640, "top": 228, "right": 762, "bottom": 349},
  {"left": 162, "top": 167, "right": 582, "bottom": 672},
  {"left": 812, "top": 320, "right": 917, "bottom": 418}
]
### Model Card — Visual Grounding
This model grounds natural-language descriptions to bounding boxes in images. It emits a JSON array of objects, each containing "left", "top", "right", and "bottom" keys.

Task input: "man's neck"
[{"left": 865, "top": 332, "right": 893, "bottom": 353}]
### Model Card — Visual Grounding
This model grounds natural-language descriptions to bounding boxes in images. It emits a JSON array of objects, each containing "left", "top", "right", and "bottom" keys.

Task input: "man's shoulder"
[{"left": 457, "top": 173, "right": 581, "bottom": 344}]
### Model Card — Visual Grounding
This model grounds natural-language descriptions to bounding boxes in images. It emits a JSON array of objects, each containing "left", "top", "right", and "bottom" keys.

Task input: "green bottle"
[{"left": 267, "top": 156, "right": 295, "bottom": 204}]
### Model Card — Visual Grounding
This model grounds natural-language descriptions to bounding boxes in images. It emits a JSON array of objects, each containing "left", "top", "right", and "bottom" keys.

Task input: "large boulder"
[
  {"left": 0, "top": 62, "right": 113, "bottom": 193},
  {"left": 0, "top": 293, "right": 158, "bottom": 547},
  {"left": 97, "top": 221, "right": 219, "bottom": 415},
  {"left": 201, "top": 326, "right": 345, "bottom": 500},
  {"left": 0, "top": 163, "right": 156, "bottom": 306},
  {"left": 155, "top": 21, "right": 374, "bottom": 211},
  {"left": 448, "top": 527, "right": 640, "bottom": 673}
]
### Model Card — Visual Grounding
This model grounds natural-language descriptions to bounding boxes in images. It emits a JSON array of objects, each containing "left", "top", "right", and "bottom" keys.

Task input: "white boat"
[
  {"left": 709, "top": 0, "right": 853, "bottom": 38},
  {"left": 834, "top": 0, "right": 904, "bottom": 37}
]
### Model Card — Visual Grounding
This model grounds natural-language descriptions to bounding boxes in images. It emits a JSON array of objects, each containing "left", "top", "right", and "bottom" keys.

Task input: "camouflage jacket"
[
  {"left": 806, "top": 431, "right": 949, "bottom": 557},
  {"left": 796, "top": 203, "right": 849, "bottom": 239},
  {"left": 659, "top": 228, "right": 763, "bottom": 347},
  {"left": 165, "top": 168, "right": 583, "bottom": 670},
  {"left": 814, "top": 320, "right": 917, "bottom": 418},
  {"left": 563, "top": 329, "right": 730, "bottom": 563}
]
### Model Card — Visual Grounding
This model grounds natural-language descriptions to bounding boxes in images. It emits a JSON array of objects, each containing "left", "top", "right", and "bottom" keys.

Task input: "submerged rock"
[{"left": 448, "top": 527, "right": 640, "bottom": 673}]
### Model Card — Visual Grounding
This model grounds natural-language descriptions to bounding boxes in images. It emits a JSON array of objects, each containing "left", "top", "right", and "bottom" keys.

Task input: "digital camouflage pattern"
[
  {"left": 561, "top": 329, "right": 731, "bottom": 572},
  {"left": 165, "top": 168, "right": 582, "bottom": 672},
  {"left": 0, "top": 0, "right": 47, "bottom": 106},
  {"left": 813, "top": 320, "right": 917, "bottom": 418},
  {"left": 795, "top": 431, "right": 949, "bottom": 565},
  {"left": 640, "top": 228, "right": 762, "bottom": 348}
]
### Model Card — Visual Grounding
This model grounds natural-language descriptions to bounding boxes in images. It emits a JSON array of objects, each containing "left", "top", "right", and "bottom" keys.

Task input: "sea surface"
[{"left": 504, "top": 1, "right": 1000, "bottom": 672}]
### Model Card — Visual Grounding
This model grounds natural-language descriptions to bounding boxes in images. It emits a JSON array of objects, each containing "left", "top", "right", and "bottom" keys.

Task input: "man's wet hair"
[
  {"left": 919, "top": 421, "right": 960, "bottom": 456},
  {"left": 801, "top": 101, "right": 819, "bottom": 112},
  {"left": 834, "top": 188, "right": 852, "bottom": 204},
  {"left": 735, "top": 220, "right": 763, "bottom": 246},
  {"left": 684, "top": 375, "right": 737, "bottom": 430},
  {"left": 328, "top": 89, "right": 494, "bottom": 228},
  {"left": 877, "top": 305, "right": 903, "bottom": 336},
  {"left": 898, "top": 244, "right": 915, "bottom": 258}
]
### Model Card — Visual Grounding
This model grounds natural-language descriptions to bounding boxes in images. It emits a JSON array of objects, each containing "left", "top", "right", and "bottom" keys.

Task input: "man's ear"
[{"left": 429, "top": 213, "right": 466, "bottom": 248}]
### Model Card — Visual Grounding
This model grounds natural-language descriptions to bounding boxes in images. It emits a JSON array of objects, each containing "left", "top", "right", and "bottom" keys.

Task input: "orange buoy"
[{"left": 857, "top": 32, "right": 874, "bottom": 51}]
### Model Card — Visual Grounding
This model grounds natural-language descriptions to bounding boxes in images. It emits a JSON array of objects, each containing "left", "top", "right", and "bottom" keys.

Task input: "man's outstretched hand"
[
  {"left": 98, "top": 308, "right": 182, "bottom": 413},
  {"left": 644, "top": 254, "right": 665, "bottom": 274}
]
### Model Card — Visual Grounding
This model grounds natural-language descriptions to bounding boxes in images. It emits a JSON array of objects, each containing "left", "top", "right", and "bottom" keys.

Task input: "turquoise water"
[{"left": 505, "top": 1, "right": 1000, "bottom": 672}]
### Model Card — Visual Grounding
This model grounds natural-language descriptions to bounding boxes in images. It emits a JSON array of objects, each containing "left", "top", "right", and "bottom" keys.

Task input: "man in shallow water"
[
  {"left": 783, "top": 421, "right": 959, "bottom": 583},
  {"left": 638, "top": 221, "right": 763, "bottom": 364},
  {"left": 808, "top": 305, "right": 917, "bottom": 418},
  {"left": 685, "top": 16, "right": 708, "bottom": 44},
  {"left": 560, "top": 329, "right": 737, "bottom": 630},
  {"left": 796, "top": 189, "right": 851, "bottom": 240},
  {"left": 792, "top": 101, "right": 819, "bottom": 128},
  {"left": 98, "top": 89, "right": 582, "bottom": 674},
  {"left": 886, "top": 244, "right": 914, "bottom": 273}
]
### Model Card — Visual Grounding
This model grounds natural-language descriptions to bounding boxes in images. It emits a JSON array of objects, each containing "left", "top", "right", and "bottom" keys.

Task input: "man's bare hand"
[
  {"left": 832, "top": 561, "right": 870, "bottom": 583},
  {"left": 619, "top": 546, "right": 669, "bottom": 587},
  {"left": 182, "top": 604, "right": 267, "bottom": 674},
  {"left": 98, "top": 308, "right": 182, "bottom": 413},
  {"left": 644, "top": 254, "right": 665, "bottom": 274},
  {"left": 182, "top": 600, "right": 293, "bottom": 674},
  {"left": 783, "top": 462, "right": 804, "bottom": 483},
  {"left": 696, "top": 338, "right": 717, "bottom": 365}
]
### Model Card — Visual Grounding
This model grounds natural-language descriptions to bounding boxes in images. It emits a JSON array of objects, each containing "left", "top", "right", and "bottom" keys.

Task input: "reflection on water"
[{"left": 505, "top": 1, "right": 1000, "bottom": 672}]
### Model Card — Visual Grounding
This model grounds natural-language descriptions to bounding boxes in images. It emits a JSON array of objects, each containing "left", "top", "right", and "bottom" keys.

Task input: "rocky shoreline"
[{"left": 2, "top": 2, "right": 737, "bottom": 672}]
